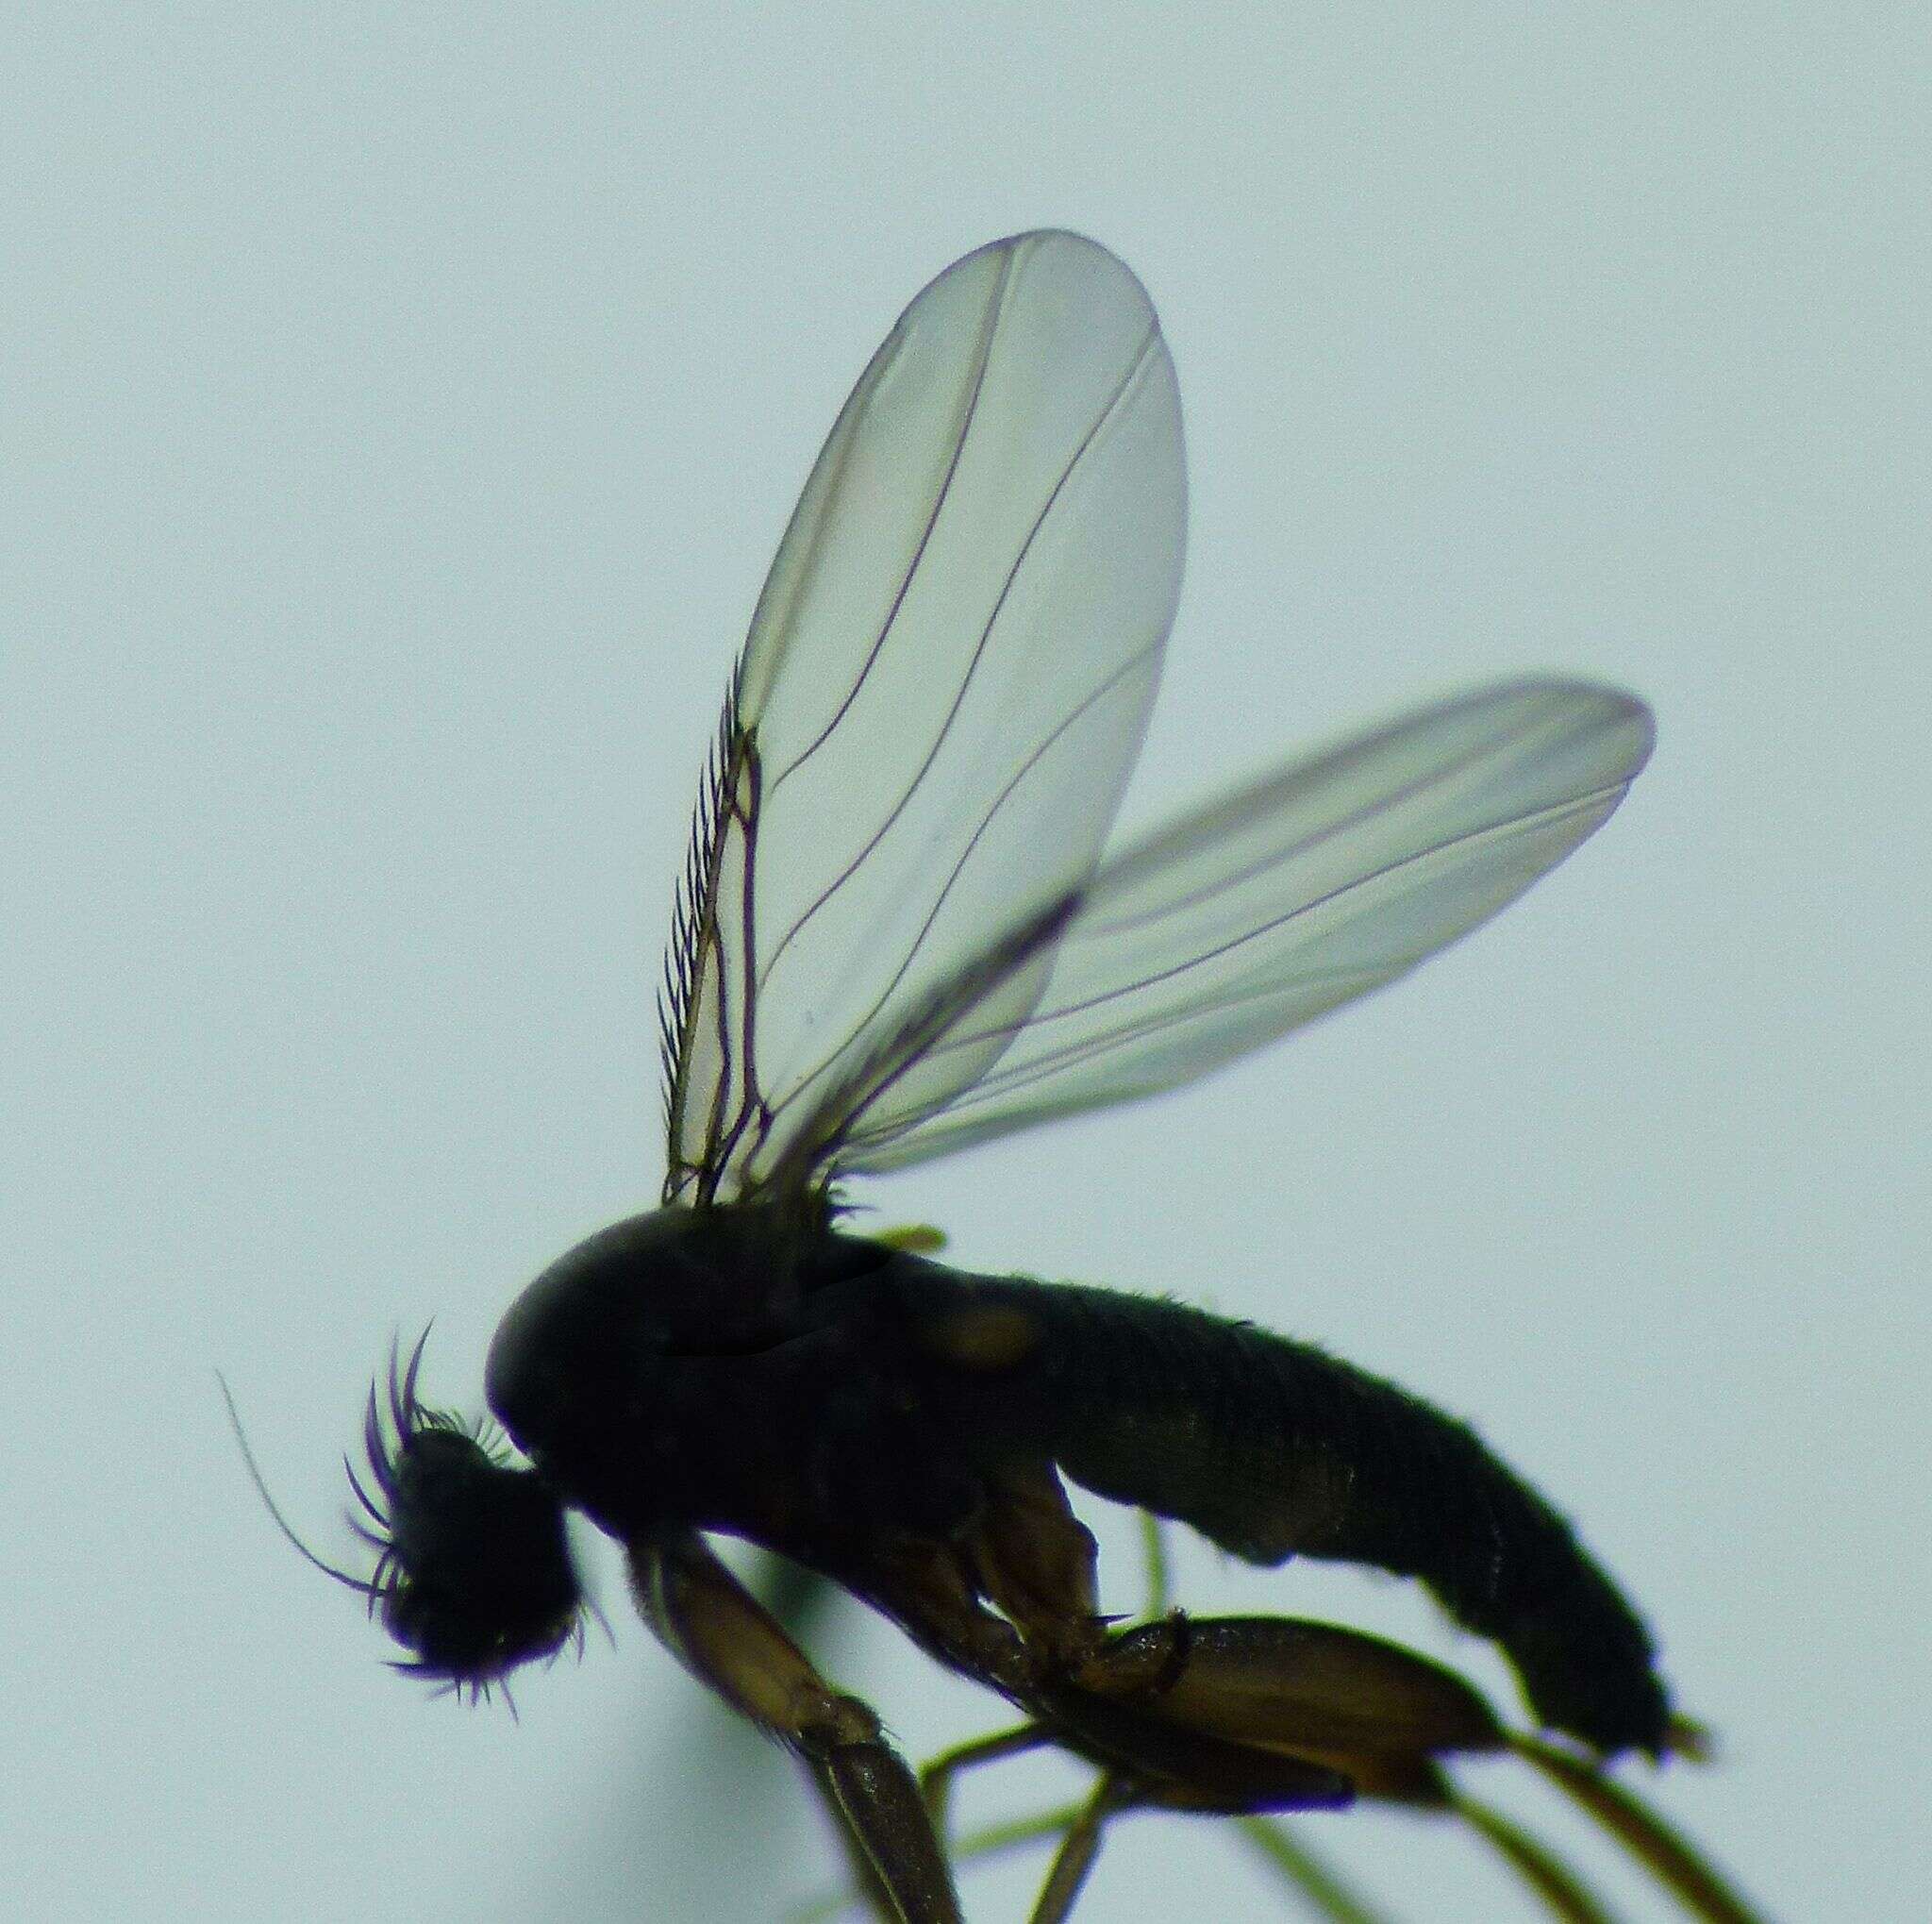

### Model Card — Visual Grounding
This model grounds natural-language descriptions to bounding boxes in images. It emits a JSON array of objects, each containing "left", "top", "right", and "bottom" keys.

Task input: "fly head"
[{"left": 352, "top": 1332, "right": 584, "bottom": 1697}]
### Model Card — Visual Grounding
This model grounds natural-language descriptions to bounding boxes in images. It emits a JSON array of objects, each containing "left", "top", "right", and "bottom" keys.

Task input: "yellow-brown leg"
[
  {"left": 630, "top": 1528, "right": 961, "bottom": 1924},
  {"left": 919, "top": 1722, "right": 1051, "bottom": 1837},
  {"left": 1024, "top": 1774, "right": 1139, "bottom": 1924}
]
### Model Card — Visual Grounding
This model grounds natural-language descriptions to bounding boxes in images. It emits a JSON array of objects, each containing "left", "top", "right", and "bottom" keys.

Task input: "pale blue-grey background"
[{"left": 4, "top": 7, "right": 1924, "bottom": 1921}]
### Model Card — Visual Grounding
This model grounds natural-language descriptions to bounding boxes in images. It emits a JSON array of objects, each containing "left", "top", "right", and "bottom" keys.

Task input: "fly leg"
[
  {"left": 1053, "top": 1613, "right": 1504, "bottom": 1802},
  {"left": 902, "top": 1612, "right": 1356, "bottom": 1921},
  {"left": 1067, "top": 1616, "right": 1767, "bottom": 1924},
  {"left": 919, "top": 1722, "right": 1051, "bottom": 1837},
  {"left": 629, "top": 1527, "right": 961, "bottom": 1924},
  {"left": 1023, "top": 1772, "right": 1140, "bottom": 1924},
  {"left": 991, "top": 1618, "right": 1459, "bottom": 1924}
]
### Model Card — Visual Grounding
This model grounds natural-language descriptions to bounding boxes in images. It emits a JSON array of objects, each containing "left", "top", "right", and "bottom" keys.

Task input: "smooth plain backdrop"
[{"left": 5, "top": 8, "right": 1924, "bottom": 1922}]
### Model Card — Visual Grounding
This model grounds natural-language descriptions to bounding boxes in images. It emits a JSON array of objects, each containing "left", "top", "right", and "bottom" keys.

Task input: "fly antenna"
[{"left": 217, "top": 1370, "right": 378, "bottom": 1598}]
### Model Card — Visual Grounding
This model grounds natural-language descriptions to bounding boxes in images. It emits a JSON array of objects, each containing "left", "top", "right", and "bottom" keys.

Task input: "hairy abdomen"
[{"left": 957, "top": 1274, "right": 1669, "bottom": 1755}]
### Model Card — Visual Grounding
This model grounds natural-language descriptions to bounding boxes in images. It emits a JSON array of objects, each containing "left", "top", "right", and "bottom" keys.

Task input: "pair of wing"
[{"left": 659, "top": 231, "right": 1653, "bottom": 1209}]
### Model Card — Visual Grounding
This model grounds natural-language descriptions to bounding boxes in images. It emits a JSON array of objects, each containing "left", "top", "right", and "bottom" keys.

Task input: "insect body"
[
  {"left": 485, "top": 1211, "right": 1663, "bottom": 1755},
  {"left": 323, "top": 232, "right": 1691, "bottom": 1920}
]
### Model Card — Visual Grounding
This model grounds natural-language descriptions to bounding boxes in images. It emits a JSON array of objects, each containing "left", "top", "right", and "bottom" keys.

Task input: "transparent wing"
[
  {"left": 769, "top": 679, "right": 1652, "bottom": 1180},
  {"left": 660, "top": 231, "right": 1186, "bottom": 1205}
]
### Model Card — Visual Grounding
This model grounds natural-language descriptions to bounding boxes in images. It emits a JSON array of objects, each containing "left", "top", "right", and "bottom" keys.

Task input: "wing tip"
[{"left": 1463, "top": 675, "right": 1657, "bottom": 786}]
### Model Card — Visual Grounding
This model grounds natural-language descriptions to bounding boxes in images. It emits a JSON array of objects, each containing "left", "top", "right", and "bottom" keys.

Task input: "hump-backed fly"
[{"left": 263, "top": 233, "right": 1757, "bottom": 1922}]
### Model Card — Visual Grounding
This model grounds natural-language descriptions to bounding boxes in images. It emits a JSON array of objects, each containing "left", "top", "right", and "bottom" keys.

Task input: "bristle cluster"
[
  {"left": 345, "top": 1331, "right": 585, "bottom": 1702},
  {"left": 658, "top": 662, "right": 745, "bottom": 1153}
]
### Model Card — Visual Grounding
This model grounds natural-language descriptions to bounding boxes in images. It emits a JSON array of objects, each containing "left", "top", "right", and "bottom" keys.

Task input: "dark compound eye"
[{"left": 352, "top": 1335, "right": 584, "bottom": 1697}]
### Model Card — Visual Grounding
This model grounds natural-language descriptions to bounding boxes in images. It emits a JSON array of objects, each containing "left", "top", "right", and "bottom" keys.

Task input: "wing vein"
[
  {"left": 753, "top": 635, "right": 1162, "bottom": 1143},
  {"left": 765, "top": 252, "right": 1017, "bottom": 801},
  {"left": 755, "top": 314, "right": 1163, "bottom": 1001},
  {"left": 932, "top": 781, "right": 1630, "bottom": 1062},
  {"left": 1084, "top": 706, "right": 1557, "bottom": 941}
]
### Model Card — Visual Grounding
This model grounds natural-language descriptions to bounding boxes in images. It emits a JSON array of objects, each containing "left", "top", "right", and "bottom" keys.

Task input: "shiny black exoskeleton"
[{"left": 470, "top": 1206, "right": 1667, "bottom": 1756}]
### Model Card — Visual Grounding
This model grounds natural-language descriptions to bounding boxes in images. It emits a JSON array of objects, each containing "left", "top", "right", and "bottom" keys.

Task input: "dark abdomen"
[{"left": 943, "top": 1272, "right": 1669, "bottom": 1756}]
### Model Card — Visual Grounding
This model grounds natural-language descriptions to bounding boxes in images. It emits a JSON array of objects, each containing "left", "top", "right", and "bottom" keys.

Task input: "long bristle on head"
[{"left": 345, "top": 1331, "right": 585, "bottom": 1700}]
